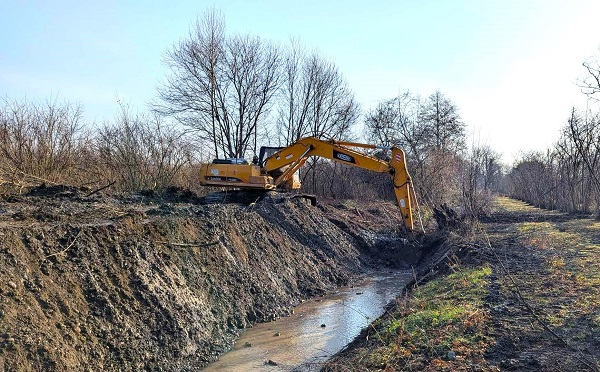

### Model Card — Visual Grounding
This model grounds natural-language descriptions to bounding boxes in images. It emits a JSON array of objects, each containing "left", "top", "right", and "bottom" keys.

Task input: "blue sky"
[{"left": 1, "top": 0, "right": 600, "bottom": 162}]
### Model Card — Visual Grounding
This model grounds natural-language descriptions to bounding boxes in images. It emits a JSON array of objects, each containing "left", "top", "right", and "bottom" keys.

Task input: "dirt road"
[{"left": 326, "top": 197, "right": 600, "bottom": 371}]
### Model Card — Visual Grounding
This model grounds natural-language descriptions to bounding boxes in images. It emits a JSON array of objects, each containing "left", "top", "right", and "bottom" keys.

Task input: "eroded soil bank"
[{"left": 0, "top": 187, "right": 422, "bottom": 371}]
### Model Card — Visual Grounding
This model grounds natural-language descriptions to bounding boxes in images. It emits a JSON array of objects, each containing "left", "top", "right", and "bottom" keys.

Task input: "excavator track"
[
  {"left": 202, "top": 190, "right": 317, "bottom": 206},
  {"left": 202, "top": 190, "right": 267, "bottom": 205}
]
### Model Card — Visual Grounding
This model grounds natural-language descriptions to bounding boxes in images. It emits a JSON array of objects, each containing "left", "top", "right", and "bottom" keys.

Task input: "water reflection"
[{"left": 204, "top": 271, "right": 412, "bottom": 371}]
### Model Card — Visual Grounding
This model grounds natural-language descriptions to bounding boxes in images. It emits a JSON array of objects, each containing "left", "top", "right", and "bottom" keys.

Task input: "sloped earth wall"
[{"left": 0, "top": 191, "right": 421, "bottom": 371}]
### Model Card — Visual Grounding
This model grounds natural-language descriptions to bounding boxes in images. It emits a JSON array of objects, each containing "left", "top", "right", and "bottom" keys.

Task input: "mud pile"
[{"left": 0, "top": 188, "right": 416, "bottom": 370}]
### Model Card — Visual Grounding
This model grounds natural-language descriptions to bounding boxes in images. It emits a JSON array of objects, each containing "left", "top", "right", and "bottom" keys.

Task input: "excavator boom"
[{"left": 262, "top": 137, "right": 416, "bottom": 231}]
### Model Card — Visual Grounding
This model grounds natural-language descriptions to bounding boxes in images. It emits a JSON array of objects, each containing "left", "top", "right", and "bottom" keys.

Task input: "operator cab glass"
[
  {"left": 258, "top": 146, "right": 284, "bottom": 166},
  {"left": 212, "top": 158, "right": 249, "bottom": 165}
]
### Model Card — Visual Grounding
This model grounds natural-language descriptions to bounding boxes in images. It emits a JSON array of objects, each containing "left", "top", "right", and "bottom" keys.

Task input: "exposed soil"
[
  {"left": 0, "top": 186, "right": 421, "bottom": 371},
  {"left": 325, "top": 197, "right": 600, "bottom": 371}
]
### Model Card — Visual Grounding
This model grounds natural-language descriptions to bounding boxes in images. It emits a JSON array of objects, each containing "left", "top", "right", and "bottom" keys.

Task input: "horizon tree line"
[{"left": 1, "top": 9, "right": 598, "bottom": 230}]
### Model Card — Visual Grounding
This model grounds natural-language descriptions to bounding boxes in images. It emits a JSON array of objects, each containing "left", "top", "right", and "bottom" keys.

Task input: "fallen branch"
[
  {"left": 85, "top": 181, "right": 116, "bottom": 197},
  {"left": 12, "top": 168, "right": 60, "bottom": 187},
  {"left": 158, "top": 241, "right": 219, "bottom": 248},
  {"left": 44, "top": 229, "right": 82, "bottom": 260}
]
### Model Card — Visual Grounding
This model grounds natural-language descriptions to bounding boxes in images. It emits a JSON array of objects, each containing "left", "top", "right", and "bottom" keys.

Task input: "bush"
[
  {"left": 0, "top": 97, "right": 87, "bottom": 189},
  {"left": 96, "top": 106, "right": 193, "bottom": 192}
]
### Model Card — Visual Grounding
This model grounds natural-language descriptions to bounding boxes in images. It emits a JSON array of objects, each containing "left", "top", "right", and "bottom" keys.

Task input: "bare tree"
[
  {"left": 275, "top": 41, "right": 360, "bottom": 192},
  {"left": 363, "top": 91, "right": 425, "bottom": 163},
  {"left": 554, "top": 109, "right": 592, "bottom": 212},
  {"left": 461, "top": 143, "right": 502, "bottom": 220},
  {"left": 479, "top": 145, "right": 503, "bottom": 192},
  {"left": 506, "top": 151, "right": 556, "bottom": 210},
  {"left": 364, "top": 92, "right": 421, "bottom": 148},
  {"left": 155, "top": 9, "right": 224, "bottom": 156},
  {"left": 363, "top": 90, "right": 467, "bottom": 209},
  {"left": 277, "top": 39, "right": 309, "bottom": 145},
  {"left": 0, "top": 97, "right": 86, "bottom": 186},
  {"left": 364, "top": 98, "right": 399, "bottom": 147},
  {"left": 555, "top": 135, "right": 586, "bottom": 212},
  {"left": 220, "top": 34, "right": 282, "bottom": 156},
  {"left": 579, "top": 47, "right": 600, "bottom": 99},
  {"left": 500, "top": 52, "right": 600, "bottom": 215},
  {"left": 506, "top": 108, "right": 600, "bottom": 215},
  {"left": 277, "top": 41, "right": 359, "bottom": 145},
  {"left": 419, "top": 90, "right": 466, "bottom": 153},
  {"left": 564, "top": 107, "right": 600, "bottom": 214},
  {"left": 97, "top": 105, "right": 192, "bottom": 192},
  {"left": 156, "top": 9, "right": 282, "bottom": 158}
]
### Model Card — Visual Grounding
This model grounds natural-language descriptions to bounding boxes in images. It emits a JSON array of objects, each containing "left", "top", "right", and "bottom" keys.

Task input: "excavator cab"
[
  {"left": 258, "top": 146, "right": 284, "bottom": 166},
  {"left": 258, "top": 146, "right": 301, "bottom": 190},
  {"left": 211, "top": 158, "right": 249, "bottom": 165}
]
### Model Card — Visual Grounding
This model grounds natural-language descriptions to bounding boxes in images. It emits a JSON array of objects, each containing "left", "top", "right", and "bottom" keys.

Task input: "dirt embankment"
[{"left": 0, "top": 187, "right": 417, "bottom": 371}]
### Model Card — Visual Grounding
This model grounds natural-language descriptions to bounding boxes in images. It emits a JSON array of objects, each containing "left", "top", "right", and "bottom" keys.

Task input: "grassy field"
[{"left": 325, "top": 197, "right": 600, "bottom": 371}]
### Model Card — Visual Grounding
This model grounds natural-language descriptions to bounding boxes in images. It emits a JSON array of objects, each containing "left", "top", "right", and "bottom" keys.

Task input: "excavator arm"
[{"left": 262, "top": 137, "right": 418, "bottom": 232}]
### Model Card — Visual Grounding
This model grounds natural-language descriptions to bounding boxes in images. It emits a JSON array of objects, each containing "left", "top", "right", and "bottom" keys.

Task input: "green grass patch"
[
  {"left": 367, "top": 266, "right": 493, "bottom": 369},
  {"left": 493, "top": 197, "right": 532, "bottom": 211}
]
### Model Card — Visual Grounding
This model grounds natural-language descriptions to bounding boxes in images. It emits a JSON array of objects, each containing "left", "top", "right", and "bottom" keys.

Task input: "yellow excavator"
[{"left": 199, "top": 137, "right": 419, "bottom": 232}]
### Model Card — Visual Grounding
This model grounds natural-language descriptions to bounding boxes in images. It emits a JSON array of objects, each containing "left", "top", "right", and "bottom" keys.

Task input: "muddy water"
[{"left": 204, "top": 271, "right": 412, "bottom": 371}]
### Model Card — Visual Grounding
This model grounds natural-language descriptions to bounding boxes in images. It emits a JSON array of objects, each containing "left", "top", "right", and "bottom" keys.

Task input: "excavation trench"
[
  {"left": 0, "top": 188, "right": 423, "bottom": 370},
  {"left": 205, "top": 270, "right": 412, "bottom": 371}
]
